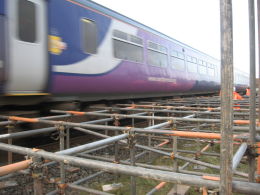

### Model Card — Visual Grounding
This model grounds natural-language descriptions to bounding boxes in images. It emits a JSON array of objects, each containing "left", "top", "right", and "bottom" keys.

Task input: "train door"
[{"left": 6, "top": 0, "right": 47, "bottom": 94}]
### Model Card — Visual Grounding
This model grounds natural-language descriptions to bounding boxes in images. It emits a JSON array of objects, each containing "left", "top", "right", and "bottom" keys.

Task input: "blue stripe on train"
[
  {"left": 0, "top": 0, "right": 5, "bottom": 15},
  {"left": 48, "top": 0, "right": 111, "bottom": 66}
]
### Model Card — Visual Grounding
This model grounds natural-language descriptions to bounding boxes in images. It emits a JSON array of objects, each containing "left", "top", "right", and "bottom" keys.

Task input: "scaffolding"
[
  {"left": 0, "top": 94, "right": 259, "bottom": 194},
  {"left": 0, "top": 0, "right": 259, "bottom": 194}
]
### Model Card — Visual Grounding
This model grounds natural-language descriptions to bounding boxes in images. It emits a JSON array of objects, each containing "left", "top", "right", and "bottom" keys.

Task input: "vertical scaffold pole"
[
  {"left": 7, "top": 124, "right": 13, "bottom": 164},
  {"left": 258, "top": 0, "right": 260, "bottom": 123},
  {"left": 130, "top": 134, "right": 136, "bottom": 195},
  {"left": 248, "top": 0, "right": 256, "bottom": 182},
  {"left": 172, "top": 135, "right": 178, "bottom": 194},
  {"left": 220, "top": 0, "right": 233, "bottom": 194},
  {"left": 59, "top": 126, "right": 66, "bottom": 194},
  {"left": 257, "top": 0, "right": 260, "bottom": 183}
]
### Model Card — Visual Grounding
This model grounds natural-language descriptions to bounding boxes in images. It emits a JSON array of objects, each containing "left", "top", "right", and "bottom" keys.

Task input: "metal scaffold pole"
[
  {"left": 257, "top": 0, "right": 260, "bottom": 183},
  {"left": 258, "top": 1, "right": 260, "bottom": 122},
  {"left": 248, "top": 0, "right": 257, "bottom": 182},
  {"left": 220, "top": 0, "right": 234, "bottom": 194}
]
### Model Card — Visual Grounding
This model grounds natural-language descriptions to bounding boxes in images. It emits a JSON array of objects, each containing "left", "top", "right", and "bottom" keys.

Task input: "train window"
[
  {"left": 178, "top": 53, "right": 185, "bottom": 59},
  {"left": 214, "top": 65, "right": 218, "bottom": 77},
  {"left": 187, "top": 56, "right": 192, "bottom": 62},
  {"left": 171, "top": 50, "right": 185, "bottom": 60},
  {"left": 113, "top": 40, "right": 143, "bottom": 62},
  {"left": 18, "top": 0, "right": 36, "bottom": 43},
  {"left": 207, "top": 63, "right": 214, "bottom": 68},
  {"left": 198, "top": 60, "right": 206, "bottom": 75},
  {"left": 113, "top": 30, "right": 143, "bottom": 45},
  {"left": 172, "top": 51, "right": 178, "bottom": 58},
  {"left": 186, "top": 55, "right": 197, "bottom": 73},
  {"left": 113, "top": 30, "right": 144, "bottom": 63},
  {"left": 82, "top": 19, "right": 97, "bottom": 54},
  {"left": 148, "top": 42, "right": 158, "bottom": 50},
  {"left": 148, "top": 50, "right": 168, "bottom": 67},
  {"left": 113, "top": 30, "right": 144, "bottom": 46},
  {"left": 192, "top": 57, "right": 197, "bottom": 63},
  {"left": 171, "top": 57, "right": 185, "bottom": 71},
  {"left": 113, "top": 30, "right": 128, "bottom": 41},
  {"left": 187, "top": 62, "right": 197, "bottom": 73},
  {"left": 147, "top": 41, "right": 168, "bottom": 67},
  {"left": 170, "top": 50, "right": 185, "bottom": 71},
  {"left": 148, "top": 41, "right": 167, "bottom": 54},
  {"left": 158, "top": 45, "right": 167, "bottom": 54},
  {"left": 208, "top": 68, "right": 215, "bottom": 76},
  {"left": 198, "top": 65, "right": 207, "bottom": 75},
  {"left": 130, "top": 35, "right": 143, "bottom": 45}
]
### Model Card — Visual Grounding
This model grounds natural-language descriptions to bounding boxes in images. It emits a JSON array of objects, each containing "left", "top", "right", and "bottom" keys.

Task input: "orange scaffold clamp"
[{"left": 246, "top": 88, "right": 250, "bottom": 96}]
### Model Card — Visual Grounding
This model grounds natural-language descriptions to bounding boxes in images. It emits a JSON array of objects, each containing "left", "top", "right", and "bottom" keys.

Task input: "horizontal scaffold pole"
[{"left": 0, "top": 142, "right": 258, "bottom": 194}]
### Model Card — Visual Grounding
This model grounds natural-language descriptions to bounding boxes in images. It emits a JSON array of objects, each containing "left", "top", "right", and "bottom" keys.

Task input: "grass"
[
  {"left": 89, "top": 174, "right": 174, "bottom": 195},
  {"left": 79, "top": 138, "right": 249, "bottom": 195}
]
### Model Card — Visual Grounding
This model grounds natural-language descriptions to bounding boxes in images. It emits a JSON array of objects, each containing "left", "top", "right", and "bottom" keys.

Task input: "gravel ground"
[{"left": 0, "top": 135, "right": 148, "bottom": 194}]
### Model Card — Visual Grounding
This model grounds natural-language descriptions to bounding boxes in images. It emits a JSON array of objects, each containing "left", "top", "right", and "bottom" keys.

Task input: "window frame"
[
  {"left": 112, "top": 29, "right": 144, "bottom": 63},
  {"left": 147, "top": 41, "right": 168, "bottom": 54},
  {"left": 207, "top": 64, "right": 215, "bottom": 77},
  {"left": 17, "top": 0, "right": 37, "bottom": 43},
  {"left": 147, "top": 49, "right": 168, "bottom": 68},
  {"left": 198, "top": 64, "right": 207, "bottom": 75},
  {"left": 186, "top": 55, "right": 197, "bottom": 73},
  {"left": 187, "top": 62, "right": 198, "bottom": 73},
  {"left": 147, "top": 41, "right": 168, "bottom": 68},
  {"left": 170, "top": 50, "right": 186, "bottom": 71},
  {"left": 81, "top": 18, "right": 98, "bottom": 55},
  {"left": 170, "top": 56, "right": 186, "bottom": 71},
  {"left": 197, "top": 59, "right": 207, "bottom": 75},
  {"left": 192, "top": 57, "right": 197, "bottom": 64}
]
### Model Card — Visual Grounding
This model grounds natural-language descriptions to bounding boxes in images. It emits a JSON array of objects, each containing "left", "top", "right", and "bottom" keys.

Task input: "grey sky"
[{"left": 92, "top": 0, "right": 255, "bottom": 75}]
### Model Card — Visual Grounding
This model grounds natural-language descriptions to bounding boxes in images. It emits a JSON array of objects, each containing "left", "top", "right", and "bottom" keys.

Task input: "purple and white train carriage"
[{"left": 0, "top": 0, "right": 249, "bottom": 106}]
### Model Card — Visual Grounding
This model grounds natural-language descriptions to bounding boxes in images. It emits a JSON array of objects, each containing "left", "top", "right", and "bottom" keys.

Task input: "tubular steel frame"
[
  {"left": 0, "top": 0, "right": 259, "bottom": 194},
  {"left": 0, "top": 93, "right": 259, "bottom": 195}
]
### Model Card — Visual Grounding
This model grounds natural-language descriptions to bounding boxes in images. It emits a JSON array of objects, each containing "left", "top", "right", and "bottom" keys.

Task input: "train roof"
[{"left": 76, "top": 0, "right": 219, "bottom": 61}]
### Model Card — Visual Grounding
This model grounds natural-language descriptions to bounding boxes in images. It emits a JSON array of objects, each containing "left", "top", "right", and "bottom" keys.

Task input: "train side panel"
[
  {"left": 49, "top": 0, "right": 217, "bottom": 100},
  {"left": 0, "top": 0, "right": 247, "bottom": 106},
  {"left": 5, "top": 0, "right": 48, "bottom": 94}
]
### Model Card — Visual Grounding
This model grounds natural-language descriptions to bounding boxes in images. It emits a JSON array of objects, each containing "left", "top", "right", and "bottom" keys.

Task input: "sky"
[{"left": 92, "top": 0, "right": 256, "bottom": 75}]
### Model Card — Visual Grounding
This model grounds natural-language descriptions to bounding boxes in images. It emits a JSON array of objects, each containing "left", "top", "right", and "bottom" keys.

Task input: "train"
[{"left": 0, "top": 0, "right": 249, "bottom": 107}]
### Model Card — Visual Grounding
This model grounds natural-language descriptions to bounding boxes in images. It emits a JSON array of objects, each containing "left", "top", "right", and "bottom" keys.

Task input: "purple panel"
[
  {"left": 51, "top": 61, "right": 195, "bottom": 94},
  {"left": 51, "top": 23, "right": 202, "bottom": 95}
]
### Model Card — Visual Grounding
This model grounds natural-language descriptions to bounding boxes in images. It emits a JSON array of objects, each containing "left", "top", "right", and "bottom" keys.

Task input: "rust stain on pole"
[{"left": 257, "top": 142, "right": 260, "bottom": 182}]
